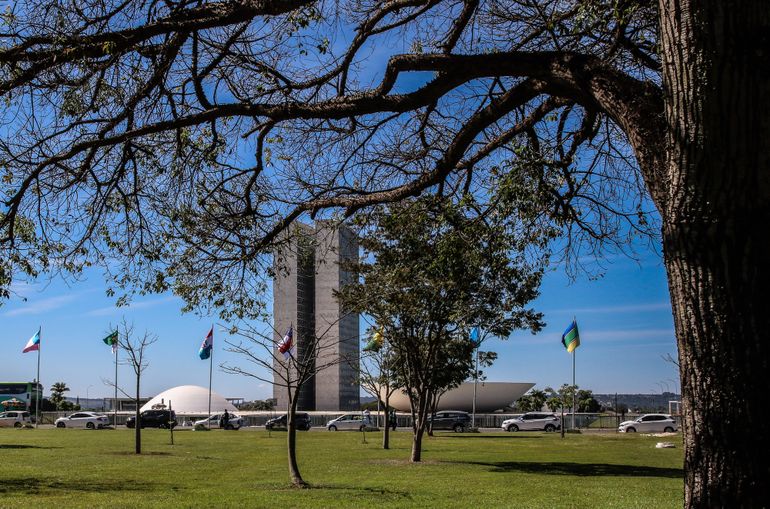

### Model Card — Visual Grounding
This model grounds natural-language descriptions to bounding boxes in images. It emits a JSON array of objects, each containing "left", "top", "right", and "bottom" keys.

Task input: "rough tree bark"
[
  {"left": 286, "top": 390, "right": 306, "bottom": 487},
  {"left": 660, "top": 1, "right": 770, "bottom": 506}
]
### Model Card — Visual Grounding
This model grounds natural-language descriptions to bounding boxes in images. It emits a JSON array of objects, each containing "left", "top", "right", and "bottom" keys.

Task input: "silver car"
[
  {"left": 55, "top": 412, "right": 110, "bottom": 429},
  {"left": 501, "top": 412, "right": 561, "bottom": 432},
  {"left": 619, "top": 414, "right": 678, "bottom": 433},
  {"left": 326, "top": 413, "right": 374, "bottom": 431},
  {"left": 193, "top": 413, "right": 243, "bottom": 430},
  {"left": 0, "top": 411, "right": 31, "bottom": 428}
]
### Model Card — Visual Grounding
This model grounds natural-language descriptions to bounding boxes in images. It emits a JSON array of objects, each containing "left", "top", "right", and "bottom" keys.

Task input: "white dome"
[
  {"left": 140, "top": 385, "right": 237, "bottom": 414},
  {"left": 384, "top": 382, "right": 535, "bottom": 412}
]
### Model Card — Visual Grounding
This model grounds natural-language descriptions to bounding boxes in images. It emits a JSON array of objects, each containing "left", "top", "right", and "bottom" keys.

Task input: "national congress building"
[{"left": 273, "top": 222, "right": 360, "bottom": 411}]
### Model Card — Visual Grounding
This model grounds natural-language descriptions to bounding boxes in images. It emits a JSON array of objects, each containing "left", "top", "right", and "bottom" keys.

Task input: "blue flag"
[{"left": 469, "top": 327, "right": 480, "bottom": 346}]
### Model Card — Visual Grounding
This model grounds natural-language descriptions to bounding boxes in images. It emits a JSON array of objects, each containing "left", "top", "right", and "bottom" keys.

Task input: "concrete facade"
[{"left": 273, "top": 223, "right": 360, "bottom": 412}]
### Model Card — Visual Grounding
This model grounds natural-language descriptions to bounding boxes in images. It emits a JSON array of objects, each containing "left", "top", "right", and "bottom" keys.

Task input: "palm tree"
[{"left": 50, "top": 382, "right": 70, "bottom": 410}]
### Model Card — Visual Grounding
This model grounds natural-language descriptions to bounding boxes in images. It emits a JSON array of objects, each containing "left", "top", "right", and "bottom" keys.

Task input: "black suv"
[
  {"left": 429, "top": 411, "right": 471, "bottom": 432},
  {"left": 126, "top": 409, "right": 177, "bottom": 429},
  {"left": 265, "top": 413, "right": 311, "bottom": 431}
]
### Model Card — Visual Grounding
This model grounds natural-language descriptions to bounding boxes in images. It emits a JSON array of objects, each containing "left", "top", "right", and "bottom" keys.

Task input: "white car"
[
  {"left": 55, "top": 412, "right": 110, "bottom": 429},
  {"left": 326, "top": 414, "right": 375, "bottom": 431},
  {"left": 619, "top": 414, "right": 678, "bottom": 433},
  {"left": 193, "top": 413, "right": 243, "bottom": 430},
  {"left": 501, "top": 412, "right": 561, "bottom": 432},
  {"left": 0, "top": 411, "right": 31, "bottom": 428}
]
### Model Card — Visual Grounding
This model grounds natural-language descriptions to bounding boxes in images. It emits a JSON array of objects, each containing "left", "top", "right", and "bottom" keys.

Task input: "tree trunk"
[
  {"left": 286, "top": 393, "right": 306, "bottom": 487},
  {"left": 382, "top": 400, "right": 390, "bottom": 450},
  {"left": 135, "top": 376, "right": 141, "bottom": 455},
  {"left": 411, "top": 422, "right": 425, "bottom": 463},
  {"left": 660, "top": 1, "right": 770, "bottom": 506}
]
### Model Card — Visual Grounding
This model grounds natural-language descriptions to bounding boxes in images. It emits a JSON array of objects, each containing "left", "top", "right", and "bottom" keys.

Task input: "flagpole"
[
  {"left": 572, "top": 346, "right": 576, "bottom": 430},
  {"left": 472, "top": 347, "right": 479, "bottom": 429},
  {"left": 207, "top": 325, "right": 213, "bottom": 429},
  {"left": 114, "top": 340, "right": 118, "bottom": 429},
  {"left": 35, "top": 326, "right": 41, "bottom": 429}
]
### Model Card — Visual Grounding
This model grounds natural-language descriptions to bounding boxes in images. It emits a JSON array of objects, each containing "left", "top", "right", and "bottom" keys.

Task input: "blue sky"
[{"left": 1, "top": 242, "right": 679, "bottom": 402}]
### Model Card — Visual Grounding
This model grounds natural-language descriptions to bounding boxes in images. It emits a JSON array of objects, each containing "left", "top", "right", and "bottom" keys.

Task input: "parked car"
[
  {"left": 265, "top": 413, "right": 311, "bottom": 431},
  {"left": 126, "top": 409, "right": 177, "bottom": 429},
  {"left": 0, "top": 411, "right": 31, "bottom": 428},
  {"left": 326, "top": 413, "right": 375, "bottom": 431},
  {"left": 501, "top": 412, "right": 561, "bottom": 432},
  {"left": 618, "top": 414, "right": 678, "bottom": 433},
  {"left": 55, "top": 412, "right": 110, "bottom": 429},
  {"left": 193, "top": 412, "right": 243, "bottom": 430},
  {"left": 429, "top": 411, "right": 472, "bottom": 432}
]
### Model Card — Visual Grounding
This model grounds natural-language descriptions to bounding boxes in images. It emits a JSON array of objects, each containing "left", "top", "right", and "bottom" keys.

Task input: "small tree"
[
  {"left": 223, "top": 319, "right": 349, "bottom": 488},
  {"left": 355, "top": 327, "right": 399, "bottom": 449},
  {"left": 49, "top": 382, "right": 70, "bottom": 410},
  {"left": 110, "top": 321, "right": 158, "bottom": 455}
]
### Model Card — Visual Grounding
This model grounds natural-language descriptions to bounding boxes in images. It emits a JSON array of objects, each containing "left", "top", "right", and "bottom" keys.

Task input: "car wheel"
[
  {"left": 86, "top": 422, "right": 95, "bottom": 430},
  {"left": 664, "top": 426, "right": 674, "bottom": 433},
  {"left": 328, "top": 425, "right": 337, "bottom": 431},
  {"left": 544, "top": 424, "right": 556, "bottom": 432},
  {"left": 226, "top": 424, "right": 234, "bottom": 430},
  {"left": 626, "top": 426, "right": 636, "bottom": 433},
  {"left": 507, "top": 424, "right": 519, "bottom": 432},
  {"left": 14, "top": 422, "right": 22, "bottom": 428},
  {"left": 57, "top": 422, "right": 65, "bottom": 428},
  {"left": 453, "top": 424, "right": 465, "bottom": 433}
]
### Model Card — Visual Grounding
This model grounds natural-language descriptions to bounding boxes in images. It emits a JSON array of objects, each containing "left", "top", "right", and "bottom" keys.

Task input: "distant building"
[{"left": 273, "top": 223, "right": 360, "bottom": 412}]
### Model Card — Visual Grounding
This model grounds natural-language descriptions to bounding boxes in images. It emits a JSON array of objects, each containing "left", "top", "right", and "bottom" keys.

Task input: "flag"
[
  {"left": 278, "top": 326, "right": 293, "bottom": 359},
  {"left": 199, "top": 327, "right": 213, "bottom": 360},
  {"left": 102, "top": 330, "right": 118, "bottom": 354},
  {"left": 561, "top": 320, "right": 580, "bottom": 353},
  {"left": 363, "top": 329, "right": 383, "bottom": 352},
  {"left": 22, "top": 328, "right": 40, "bottom": 353},
  {"left": 469, "top": 327, "right": 480, "bottom": 346}
]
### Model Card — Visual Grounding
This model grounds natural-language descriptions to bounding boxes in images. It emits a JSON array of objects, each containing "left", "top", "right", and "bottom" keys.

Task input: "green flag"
[{"left": 102, "top": 331, "right": 118, "bottom": 352}]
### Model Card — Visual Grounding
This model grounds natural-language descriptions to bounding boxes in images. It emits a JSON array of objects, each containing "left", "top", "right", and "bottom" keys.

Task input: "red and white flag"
[{"left": 278, "top": 326, "right": 294, "bottom": 360}]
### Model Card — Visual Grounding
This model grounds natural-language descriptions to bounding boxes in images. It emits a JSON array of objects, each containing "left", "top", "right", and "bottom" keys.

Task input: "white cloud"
[
  {"left": 83, "top": 296, "right": 179, "bottom": 317},
  {"left": 3, "top": 293, "right": 79, "bottom": 317}
]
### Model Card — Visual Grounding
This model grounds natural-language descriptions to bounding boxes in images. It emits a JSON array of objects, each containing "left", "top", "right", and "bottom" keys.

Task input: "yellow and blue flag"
[{"left": 561, "top": 320, "right": 580, "bottom": 353}]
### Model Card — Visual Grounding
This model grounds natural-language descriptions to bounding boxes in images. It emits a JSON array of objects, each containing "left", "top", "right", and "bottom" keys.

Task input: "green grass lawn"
[{"left": 0, "top": 428, "right": 683, "bottom": 508}]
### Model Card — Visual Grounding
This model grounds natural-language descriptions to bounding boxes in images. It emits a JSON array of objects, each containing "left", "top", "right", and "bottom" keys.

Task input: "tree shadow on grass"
[
  {"left": 0, "top": 444, "right": 60, "bottom": 450},
  {"left": 298, "top": 484, "right": 413, "bottom": 500},
  {"left": 0, "top": 477, "right": 153, "bottom": 495},
  {"left": 437, "top": 435, "right": 542, "bottom": 439},
  {"left": 450, "top": 461, "right": 683, "bottom": 478}
]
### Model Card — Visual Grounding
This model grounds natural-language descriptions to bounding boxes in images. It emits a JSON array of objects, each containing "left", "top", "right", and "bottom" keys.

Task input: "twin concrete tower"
[{"left": 272, "top": 223, "right": 360, "bottom": 411}]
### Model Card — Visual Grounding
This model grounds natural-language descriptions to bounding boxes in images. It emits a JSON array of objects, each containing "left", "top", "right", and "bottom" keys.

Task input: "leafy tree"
[
  {"left": 576, "top": 389, "right": 601, "bottom": 413},
  {"left": 0, "top": 1, "right": 767, "bottom": 503},
  {"left": 515, "top": 395, "right": 534, "bottom": 413},
  {"left": 337, "top": 196, "right": 548, "bottom": 461},
  {"left": 238, "top": 399, "right": 277, "bottom": 411},
  {"left": 529, "top": 389, "right": 547, "bottom": 412},
  {"left": 546, "top": 397, "right": 563, "bottom": 413},
  {"left": 49, "top": 382, "right": 70, "bottom": 410}
]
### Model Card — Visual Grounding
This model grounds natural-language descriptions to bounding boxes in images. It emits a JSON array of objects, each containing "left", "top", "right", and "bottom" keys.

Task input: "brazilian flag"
[
  {"left": 363, "top": 329, "right": 383, "bottom": 352},
  {"left": 561, "top": 320, "right": 580, "bottom": 353}
]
